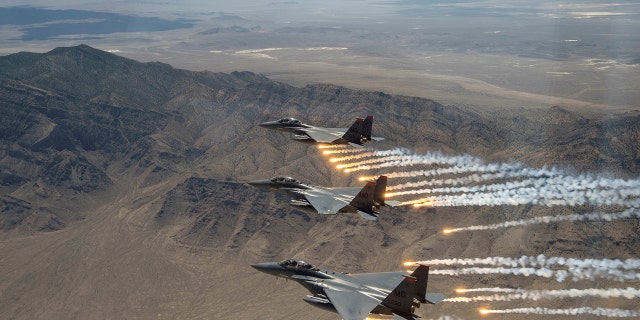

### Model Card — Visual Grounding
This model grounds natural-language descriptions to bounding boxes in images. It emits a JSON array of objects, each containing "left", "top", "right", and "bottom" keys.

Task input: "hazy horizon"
[{"left": 2, "top": 1, "right": 638, "bottom": 111}]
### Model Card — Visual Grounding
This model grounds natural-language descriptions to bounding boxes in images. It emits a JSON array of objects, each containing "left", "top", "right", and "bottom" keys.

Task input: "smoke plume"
[{"left": 479, "top": 307, "right": 639, "bottom": 317}]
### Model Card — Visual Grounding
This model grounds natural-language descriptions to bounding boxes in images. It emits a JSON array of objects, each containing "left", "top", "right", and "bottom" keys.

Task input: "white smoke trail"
[
  {"left": 386, "top": 167, "right": 640, "bottom": 192},
  {"left": 444, "top": 287, "right": 640, "bottom": 302},
  {"left": 389, "top": 177, "right": 545, "bottom": 197},
  {"left": 378, "top": 162, "right": 533, "bottom": 180},
  {"left": 320, "top": 147, "right": 364, "bottom": 155},
  {"left": 338, "top": 153, "right": 413, "bottom": 169},
  {"left": 415, "top": 255, "right": 640, "bottom": 270},
  {"left": 329, "top": 151, "right": 378, "bottom": 163},
  {"left": 415, "top": 255, "right": 640, "bottom": 282},
  {"left": 480, "top": 307, "right": 640, "bottom": 317},
  {"left": 345, "top": 159, "right": 447, "bottom": 172},
  {"left": 387, "top": 169, "right": 535, "bottom": 190},
  {"left": 391, "top": 173, "right": 640, "bottom": 196},
  {"left": 337, "top": 148, "right": 640, "bottom": 208},
  {"left": 446, "top": 208, "right": 640, "bottom": 233},
  {"left": 340, "top": 149, "right": 484, "bottom": 172},
  {"left": 383, "top": 163, "right": 551, "bottom": 189},
  {"left": 456, "top": 287, "right": 521, "bottom": 293},
  {"left": 400, "top": 185, "right": 639, "bottom": 207},
  {"left": 431, "top": 267, "right": 640, "bottom": 282}
]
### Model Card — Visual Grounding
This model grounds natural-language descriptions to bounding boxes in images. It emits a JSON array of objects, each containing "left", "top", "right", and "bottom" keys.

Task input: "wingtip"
[
  {"left": 385, "top": 200, "right": 400, "bottom": 207},
  {"left": 358, "top": 211, "right": 378, "bottom": 220},
  {"left": 425, "top": 293, "right": 447, "bottom": 304}
]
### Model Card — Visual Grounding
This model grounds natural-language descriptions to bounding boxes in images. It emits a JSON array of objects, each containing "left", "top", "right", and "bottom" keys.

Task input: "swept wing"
[
  {"left": 351, "top": 272, "right": 407, "bottom": 291},
  {"left": 301, "top": 127, "right": 348, "bottom": 143},
  {"left": 297, "top": 188, "right": 352, "bottom": 214},
  {"left": 295, "top": 183, "right": 373, "bottom": 215},
  {"left": 324, "top": 288, "right": 381, "bottom": 320}
]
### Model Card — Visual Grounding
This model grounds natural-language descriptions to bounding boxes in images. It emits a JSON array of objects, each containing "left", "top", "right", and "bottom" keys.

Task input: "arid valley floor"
[{"left": 1, "top": 2, "right": 639, "bottom": 320}]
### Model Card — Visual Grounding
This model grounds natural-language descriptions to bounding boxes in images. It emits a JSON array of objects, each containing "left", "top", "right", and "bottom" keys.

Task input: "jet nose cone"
[
  {"left": 259, "top": 121, "right": 278, "bottom": 128},
  {"left": 251, "top": 262, "right": 270, "bottom": 270},
  {"left": 247, "top": 179, "right": 270, "bottom": 188},
  {"left": 251, "top": 262, "right": 283, "bottom": 275}
]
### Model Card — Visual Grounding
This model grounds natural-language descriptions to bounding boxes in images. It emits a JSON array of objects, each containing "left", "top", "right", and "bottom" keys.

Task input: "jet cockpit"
[
  {"left": 270, "top": 176, "right": 300, "bottom": 184},
  {"left": 279, "top": 259, "right": 317, "bottom": 270},
  {"left": 277, "top": 118, "right": 303, "bottom": 125}
]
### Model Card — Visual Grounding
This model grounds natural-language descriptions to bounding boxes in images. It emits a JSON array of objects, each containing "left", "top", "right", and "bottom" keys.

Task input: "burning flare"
[
  {"left": 403, "top": 261, "right": 416, "bottom": 267},
  {"left": 317, "top": 144, "right": 343, "bottom": 149}
]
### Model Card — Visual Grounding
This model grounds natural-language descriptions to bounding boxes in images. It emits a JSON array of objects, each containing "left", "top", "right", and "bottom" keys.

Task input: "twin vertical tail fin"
[
  {"left": 411, "top": 265, "right": 446, "bottom": 305},
  {"left": 361, "top": 115, "right": 373, "bottom": 141},
  {"left": 351, "top": 175, "right": 397, "bottom": 220},
  {"left": 350, "top": 181, "right": 378, "bottom": 220},
  {"left": 342, "top": 118, "right": 364, "bottom": 146},
  {"left": 374, "top": 175, "right": 388, "bottom": 207},
  {"left": 342, "top": 115, "right": 379, "bottom": 146},
  {"left": 374, "top": 175, "right": 400, "bottom": 207},
  {"left": 411, "top": 265, "right": 430, "bottom": 304},
  {"left": 382, "top": 265, "right": 445, "bottom": 320}
]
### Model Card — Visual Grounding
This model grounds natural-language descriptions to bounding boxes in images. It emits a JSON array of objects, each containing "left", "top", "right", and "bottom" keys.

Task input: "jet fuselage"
[
  {"left": 252, "top": 259, "right": 444, "bottom": 319},
  {"left": 251, "top": 260, "right": 390, "bottom": 316},
  {"left": 259, "top": 116, "right": 380, "bottom": 147}
]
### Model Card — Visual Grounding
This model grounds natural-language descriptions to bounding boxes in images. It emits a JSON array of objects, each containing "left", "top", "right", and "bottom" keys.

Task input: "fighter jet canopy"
[
  {"left": 278, "top": 259, "right": 316, "bottom": 270},
  {"left": 277, "top": 117, "right": 302, "bottom": 125},
  {"left": 270, "top": 176, "right": 300, "bottom": 184}
]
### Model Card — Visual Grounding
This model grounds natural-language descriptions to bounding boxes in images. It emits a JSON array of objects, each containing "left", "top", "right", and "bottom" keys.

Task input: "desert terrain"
[{"left": 1, "top": 1, "right": 639, "bottom": 320}]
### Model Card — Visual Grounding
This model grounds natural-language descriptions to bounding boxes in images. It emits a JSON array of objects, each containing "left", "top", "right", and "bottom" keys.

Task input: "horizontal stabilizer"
[
  {"left": 348, "top": 142, "right": 365, "bottom": 148},
  {"left": 424, "top": 293, "right": 446, "bottom": 304},
  {"left": 385, "top": 200, "right": 401, "bottom": 207},
  {"left": 325, "top": 288, "right": 380, "bottom": 320},
  {"left": 358, "top": 211, "right": 378, "bottom": 221},
  {"left": 392, "top": 313, "right": 420, "bottom": 320},
  {"left": 370, "top": 136, "right": 385, "bottom": 141}
]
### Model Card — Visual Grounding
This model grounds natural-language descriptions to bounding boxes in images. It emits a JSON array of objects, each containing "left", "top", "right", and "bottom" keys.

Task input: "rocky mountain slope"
[{"left": 0, "top": 45, "right": 638, "bottom": 319}]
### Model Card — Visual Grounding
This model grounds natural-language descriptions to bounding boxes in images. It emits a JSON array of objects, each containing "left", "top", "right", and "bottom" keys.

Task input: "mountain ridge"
[{"left": 0, "top": 45, "right": 638, "bottom": 319}]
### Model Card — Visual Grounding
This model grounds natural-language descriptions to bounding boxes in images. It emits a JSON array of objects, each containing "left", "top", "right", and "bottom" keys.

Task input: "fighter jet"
[
  {"left": 248, "top": 175, "right": 397, "bottom": 220},
  {"left": 259, "top": 116, "right": 383, "bottom": 147},
  {"left": 252, "top": 258, "right": 445, "bottom": 320}
]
